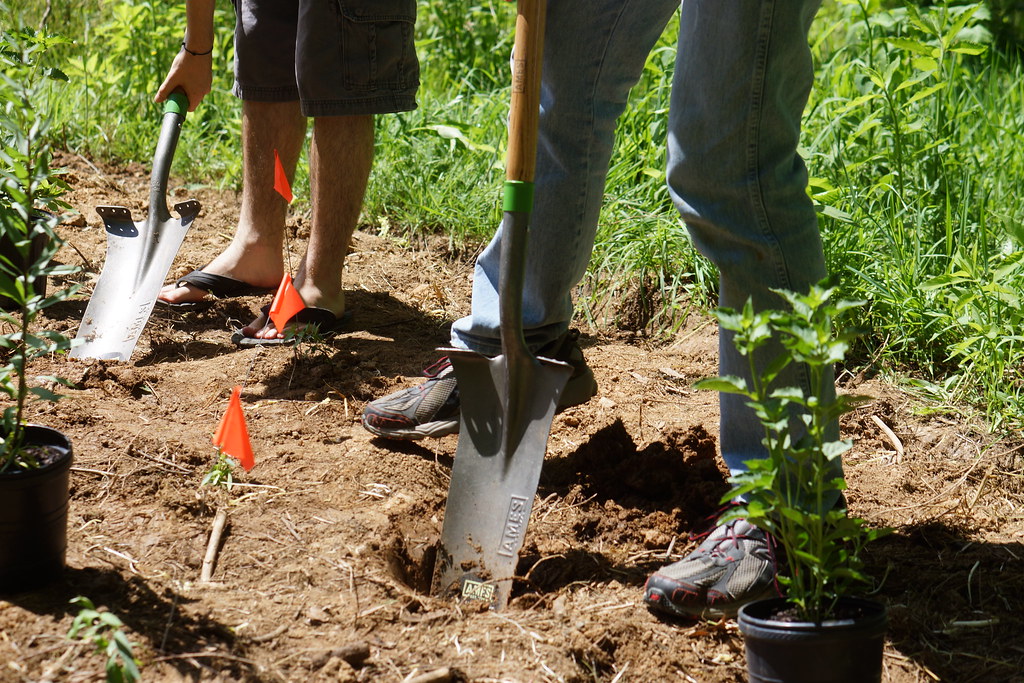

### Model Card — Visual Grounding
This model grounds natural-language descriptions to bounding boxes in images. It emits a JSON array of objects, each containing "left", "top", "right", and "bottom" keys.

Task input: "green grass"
[
  {"left": 3, "top": 0, "right": 1023, "bottom": 432},
  {"left": 806, "top": 1, "right": 1024, "bottom": 430}
]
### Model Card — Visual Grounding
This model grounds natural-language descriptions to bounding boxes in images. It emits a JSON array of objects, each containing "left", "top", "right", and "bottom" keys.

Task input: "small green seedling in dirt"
[
  {"left": 288, "top": 323, "right": 335, "bottom": 362},
  {"left": 67, "top": 596, "right": 141, "bottom": 683},
  {"left": 200, "top": 450, "right": 238, "bottom": 491},
  {"left": 696, "top": 282, "right": 890, "bottom": 623}
]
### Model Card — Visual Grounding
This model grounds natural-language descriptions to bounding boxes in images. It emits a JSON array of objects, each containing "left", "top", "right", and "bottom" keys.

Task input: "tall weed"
[{"left": 808, "top": 0, "right": 1024, "bottom": 428}]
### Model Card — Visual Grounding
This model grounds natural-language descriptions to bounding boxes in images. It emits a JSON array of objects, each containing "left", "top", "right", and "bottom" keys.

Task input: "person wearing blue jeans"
[{"left": 364, "top": 0, "right": 832, "bottom": 619}]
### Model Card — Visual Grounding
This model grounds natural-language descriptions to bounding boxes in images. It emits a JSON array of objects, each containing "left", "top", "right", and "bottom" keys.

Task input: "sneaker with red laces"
[
  {"left": 643, "top": 517, "right": 778, "bottom": 619},
  {"left": 361, "top": 329, "right": 597, "bottom": 440}
]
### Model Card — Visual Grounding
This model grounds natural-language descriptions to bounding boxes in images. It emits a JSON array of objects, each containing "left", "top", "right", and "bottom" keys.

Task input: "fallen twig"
[
  {"left": 249, "top": 624, "right": 289, "bottom": 644},
  {"left": 200, "top": 507, "right": 229, "bottom": 583},
  {"left": 870, "top": 415, "right": 904, "bottom": 462},
  {"left": 406, "top": 668, "right": 455, "bottom": 683},
  {"left": 126, "top": 447, "right": 191, "bottom": 473},
  {"left": 70, "top": 466, "right": 118, "bottom": 477}
]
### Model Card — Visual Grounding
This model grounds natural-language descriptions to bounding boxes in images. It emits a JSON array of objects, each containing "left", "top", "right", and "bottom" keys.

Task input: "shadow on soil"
[
  {"left": 5, "top": 566, "right": 258, "bottom": 679},
  {"left": 868, "top": 521, "right": 1024, "bottom": 682}
]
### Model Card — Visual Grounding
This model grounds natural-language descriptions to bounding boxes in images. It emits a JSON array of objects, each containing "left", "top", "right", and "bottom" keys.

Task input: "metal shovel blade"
[
  {"left": 432, "top": 346, "right": 571, "bottom": 608},
  {"left": 70, "top": 200, "right": 199, "bottom": 360},
  {"left": 70, "top": 91, "right": 197, "bottom": 361},
  {"left": 430, "top": 0, "right": 553, "bottom": 611}
]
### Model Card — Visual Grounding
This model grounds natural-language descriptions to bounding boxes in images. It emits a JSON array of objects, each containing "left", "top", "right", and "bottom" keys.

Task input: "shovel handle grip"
[
  {"left": 163, "top": 90, "right": 190, "bottom": 118},
  {"left": 506, "top": 0, "right": 545, "bottom": 183},
  {"left": 148, "top": 89, "right": 189, "bottom": 223}
]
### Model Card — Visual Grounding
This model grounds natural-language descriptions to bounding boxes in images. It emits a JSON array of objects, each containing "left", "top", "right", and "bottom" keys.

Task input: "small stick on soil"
[
  {"left": 101, "top": 546, "right": 141, "bottom": 574},
  {"left": 406, "top": 667, "right": 455, "bottom": 683},
  {"left": 127, "top": 448, "right": 191, "bottom": 473},
  {"left": 967, "top": 465, "right": 994, "bottom": 512},
  {"left": 250, "top": 624, "right": 289, "bottom": 643},
  {"left": 870, "top": 415, "right": 904, "bottom": 462},
  {"left": 71, "top": 466, "right": 118, "bottom": 477},
  {"left": 63, "top": 239, "right": 95, "bottom": 273},
  {"left": 201, "top": 507, "right": 229, "bottom": 583}
]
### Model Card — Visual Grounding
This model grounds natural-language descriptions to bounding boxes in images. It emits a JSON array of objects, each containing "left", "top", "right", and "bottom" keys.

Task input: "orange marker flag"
[
  {"left": 269, "top": 273, "right": 306, "bottom": 333},
  {"left": 273, "top": 148, "right": 293, "bottom": 203},
  {"left": 213, "top": 386, "right": 255, "bottom": 471}
]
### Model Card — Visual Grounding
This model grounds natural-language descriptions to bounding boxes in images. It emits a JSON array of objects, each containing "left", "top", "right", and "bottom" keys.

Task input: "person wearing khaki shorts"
[{"left": 155, "top": 0, "right": 419, "bottom": 343}]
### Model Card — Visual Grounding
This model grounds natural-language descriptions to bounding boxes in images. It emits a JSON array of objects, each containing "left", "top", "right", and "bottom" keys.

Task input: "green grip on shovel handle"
[
  {"left": 503, "top": 180, "right": 534, "bottom": 213},
  {"left": 163, "top": 91, "right": 189, "bottom": 117}
]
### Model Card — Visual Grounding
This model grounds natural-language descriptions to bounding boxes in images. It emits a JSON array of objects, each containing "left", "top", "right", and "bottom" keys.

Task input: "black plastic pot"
[
  {"left": 738, "top": 597, "right": 887, "bottom": 683},
  {"left": 0, "top": 425, "right": 73, "bottom": 593}
]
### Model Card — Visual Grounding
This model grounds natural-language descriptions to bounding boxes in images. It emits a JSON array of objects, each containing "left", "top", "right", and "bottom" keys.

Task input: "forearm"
[
  {"left": 182, "top": 0, "right": 216, "bottom": 54},
  {"left": 156, "top": 0, "right": 217, "bottom": 109}
]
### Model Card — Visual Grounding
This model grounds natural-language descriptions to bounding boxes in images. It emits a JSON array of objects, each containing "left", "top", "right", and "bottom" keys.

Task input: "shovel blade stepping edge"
[{"left": 431, "top": 348, "right": 572, "bottom": 609}]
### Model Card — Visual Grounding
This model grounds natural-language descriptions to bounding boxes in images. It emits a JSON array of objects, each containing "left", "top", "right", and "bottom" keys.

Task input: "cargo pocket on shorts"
[{"left": 335, "top": 0, "right": 418, "bottom": 92}]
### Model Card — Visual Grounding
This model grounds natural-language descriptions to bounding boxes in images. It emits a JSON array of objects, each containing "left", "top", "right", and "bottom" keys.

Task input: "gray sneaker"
[
  {"left": 643, "top": 518, "right": 777, "bottom": 619},
  {"left": 361, "top": 329, "right": 598, "bottom": 440}
]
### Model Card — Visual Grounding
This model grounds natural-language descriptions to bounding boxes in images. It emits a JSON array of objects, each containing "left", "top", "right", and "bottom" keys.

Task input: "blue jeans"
[{"left": 451, "top": 0, "right": 830, "bottom": 475}]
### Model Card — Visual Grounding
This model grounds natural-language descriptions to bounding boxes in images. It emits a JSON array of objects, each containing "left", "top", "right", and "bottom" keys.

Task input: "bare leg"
[
  {"left": 242, "top": 114, "right": 374, "bottom": 339},
  {"left": 158, "top": 100, "right": 305, "bottom": 304}
]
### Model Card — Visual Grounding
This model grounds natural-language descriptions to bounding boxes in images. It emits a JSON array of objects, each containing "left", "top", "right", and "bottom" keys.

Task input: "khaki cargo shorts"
[{"left": 232, "top": 0, "right": 419, "bottom": 116}]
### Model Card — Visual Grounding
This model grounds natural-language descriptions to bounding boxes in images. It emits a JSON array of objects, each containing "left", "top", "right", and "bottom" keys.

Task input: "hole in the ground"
[{"left": 383, "top": 533, "right": 438, "bottom": 594}]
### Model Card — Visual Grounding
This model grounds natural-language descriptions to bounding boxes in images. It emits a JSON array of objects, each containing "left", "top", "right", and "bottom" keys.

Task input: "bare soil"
[{"left": 2, "top": 153, "right": 1023, "bottom": 682}]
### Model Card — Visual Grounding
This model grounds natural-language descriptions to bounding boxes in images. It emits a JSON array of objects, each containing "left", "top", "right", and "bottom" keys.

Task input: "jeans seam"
[
  {"left": 567, "top": 4, "right": 630, "bottom": 272},
  {"left": 747, "top": 1, "right": 791, "bottom": 290},
  {"left": 746, "top": 0, "right": 814, "bottom": 399}
]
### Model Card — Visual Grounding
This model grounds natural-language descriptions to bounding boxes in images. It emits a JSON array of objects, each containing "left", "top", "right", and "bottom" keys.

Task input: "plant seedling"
[
  {"left": 67, "top": 596, "right": 141, "bottom": 683},
  {"left": 0, "top": 25, "right": 79, "bottom": 472},
  {"left": 200, "top": 450, "right": 238, "bottom": 491},
  {"left": 696, "top": 282, "right": 890, "bottom": 623}
]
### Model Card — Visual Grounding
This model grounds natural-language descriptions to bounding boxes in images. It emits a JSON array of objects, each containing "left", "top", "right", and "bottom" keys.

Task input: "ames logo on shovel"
[
  {"left": 461, "top": 578, "right": 496, "bottom": 603},
  {"left": 497, "top": 495, "right": 529, "bottom": 557}
]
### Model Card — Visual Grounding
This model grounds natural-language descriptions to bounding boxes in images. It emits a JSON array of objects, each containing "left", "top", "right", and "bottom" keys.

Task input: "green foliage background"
[{"left": 3, "top": 0, "right": 1023, "bottom": 432}]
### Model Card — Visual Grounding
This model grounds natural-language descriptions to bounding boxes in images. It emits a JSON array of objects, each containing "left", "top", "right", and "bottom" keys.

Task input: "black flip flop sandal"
[
  {"left": 158, "top": 269, "right": 277, "bottom": 308},
  {"left": 231, "top": 306, "right": 352, "bottom": 347}
]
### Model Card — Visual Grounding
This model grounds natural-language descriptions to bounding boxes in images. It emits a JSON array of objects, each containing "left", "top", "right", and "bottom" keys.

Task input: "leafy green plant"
[
  {"left": 0, "top": 22, "right": 79, "bottom": 472},
  {"left": 696, "top": 284, "right": 888, "bottom": 622},
  {"left": 807, "top": 0, "right": 1024, "bottom": 432},
  {"left": 68, "top": 596, "right": 141, "bottom": 683},
  {"left": 201, "top": 450, "right": 238, "bottom": 491}
]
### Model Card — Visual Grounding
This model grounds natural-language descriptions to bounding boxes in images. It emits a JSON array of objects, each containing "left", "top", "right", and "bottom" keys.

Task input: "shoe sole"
[
  {"left": 643, "top": 584, "right": 776, "bottom": 620},
  {"left": 362, "top": 417, "right": 459, "bottom": 441},
  {"left": 364, "top": 367, "right": 597, "bottom": 441}
]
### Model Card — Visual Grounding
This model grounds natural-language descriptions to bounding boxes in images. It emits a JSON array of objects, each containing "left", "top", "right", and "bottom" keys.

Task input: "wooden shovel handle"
[{"left": 506, "top": 0, "right": 546, "bottom": 184}]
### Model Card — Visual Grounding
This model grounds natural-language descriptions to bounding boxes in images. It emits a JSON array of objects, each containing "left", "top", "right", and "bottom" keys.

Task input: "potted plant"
[
  {"left": 697, "top": 284, "right": 889, "bottom": 683},
  {"left": 1, "top": 24, "right": 79, "bottom": 591}
]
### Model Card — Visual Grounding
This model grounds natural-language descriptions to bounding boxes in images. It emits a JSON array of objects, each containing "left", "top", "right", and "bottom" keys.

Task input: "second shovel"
[{"left": 71, "top": 91, "right": 199, "bottom": 361}]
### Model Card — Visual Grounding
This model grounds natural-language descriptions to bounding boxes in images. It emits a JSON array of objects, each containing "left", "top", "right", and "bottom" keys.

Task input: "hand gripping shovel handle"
[{"left": 152, "top": 91, "right": 190, "bottom": 216}]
